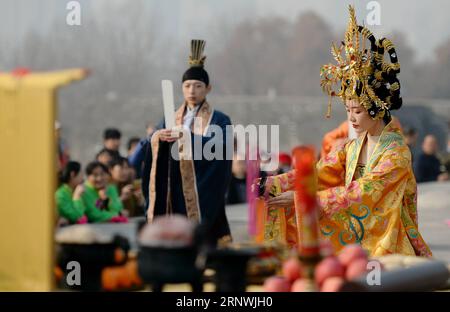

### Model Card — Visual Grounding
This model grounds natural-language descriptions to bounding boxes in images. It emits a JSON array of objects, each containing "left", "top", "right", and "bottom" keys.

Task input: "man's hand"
[
  {"left": 267, "top": 191, "right": 294, "bottom": 209},
  {"left": 158, "top": 128, "right": 182, "bottom": 142}
]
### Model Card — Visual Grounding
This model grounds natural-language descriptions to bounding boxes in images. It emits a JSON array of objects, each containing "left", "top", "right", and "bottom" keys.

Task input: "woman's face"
[
  {"left": 71, "top": 170, "right": 84, "bottom": 186},
  {"left": 97, "top": 152, "right": 112, "bottom": 166},
  {"left": 345, "top": 99, "right": 377, "bottom": 135},
  {"left": 87, "top": 166, "right": 108, "bottom": 190},
  {"left": 111, "top": 164, "right": 128, "bottom": 183}
]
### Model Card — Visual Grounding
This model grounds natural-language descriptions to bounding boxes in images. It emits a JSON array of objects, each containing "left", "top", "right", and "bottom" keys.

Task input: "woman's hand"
[
  {"left": 251, "top": 176, "right": 276, "bottom": 198},
  {"left": 251, "top": 178, "right": 262, "bottom": 195},
  {"left": 267, "top": 191, "right": 294, "bottom": 209},
  {"left": 72, "top": 184, "right": 85, "bottom": 200},
  {"left": 120, "top": 184, "right": 134, "bottom": 201},
  {"left": 98, "top": 188, "right": 108, "bottom": 200},
  {"left": 133, "top": 187, "right": 145, "bottom": 205}
]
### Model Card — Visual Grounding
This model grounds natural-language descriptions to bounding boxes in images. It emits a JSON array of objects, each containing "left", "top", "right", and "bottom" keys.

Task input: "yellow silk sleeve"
[
  {"left": 317, "top": 141, "right": 348, "bottom": 191},
  {"left": 317, "top": 145, "right": 410, "bottom": 218}
]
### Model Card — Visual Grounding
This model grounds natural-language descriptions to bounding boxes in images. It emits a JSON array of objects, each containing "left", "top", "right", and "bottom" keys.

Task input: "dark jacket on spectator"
[{"left": 414, "top": 153, "right": 441, "bottom": 183}]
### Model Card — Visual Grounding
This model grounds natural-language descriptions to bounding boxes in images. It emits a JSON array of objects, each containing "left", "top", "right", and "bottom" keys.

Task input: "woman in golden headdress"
[{"left": 258, "top": 6, "right": 431, "bottom": 257}]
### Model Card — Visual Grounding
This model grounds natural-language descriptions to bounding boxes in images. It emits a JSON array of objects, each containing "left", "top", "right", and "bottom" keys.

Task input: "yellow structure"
[{"left": 0, "top": 69, "right": 87, "bottom": 290}]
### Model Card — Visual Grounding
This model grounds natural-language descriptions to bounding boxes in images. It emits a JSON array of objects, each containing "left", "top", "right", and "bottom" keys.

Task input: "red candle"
[
  {"left": 246, "top": 148, "right": 267, "bottom": 243},
  {"left": 246, "top": 157, "right": 259, "bottom": 237},
  {"left": 292, "top": 146, "right": 320, "bottom": 257}
]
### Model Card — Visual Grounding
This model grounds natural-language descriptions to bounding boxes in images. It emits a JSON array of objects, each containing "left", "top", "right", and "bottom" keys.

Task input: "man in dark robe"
[{"left": 141, "top": 40, "right": 233, "bottom": 243}]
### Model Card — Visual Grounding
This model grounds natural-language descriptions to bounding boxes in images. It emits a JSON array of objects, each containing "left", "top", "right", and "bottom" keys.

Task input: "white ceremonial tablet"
[{"left": 162, "top": 80, "right": 176, "bottom": 134}]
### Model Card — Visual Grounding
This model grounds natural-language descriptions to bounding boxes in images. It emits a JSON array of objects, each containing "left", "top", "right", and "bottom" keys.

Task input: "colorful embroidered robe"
[{"left": 264, "top": 121, "right": 432, "bottom": 257}]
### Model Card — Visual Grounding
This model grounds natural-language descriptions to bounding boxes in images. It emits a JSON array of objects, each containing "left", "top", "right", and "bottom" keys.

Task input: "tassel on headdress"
[{"left": 182, "top": 39, "right": 210, "bottom": 85}]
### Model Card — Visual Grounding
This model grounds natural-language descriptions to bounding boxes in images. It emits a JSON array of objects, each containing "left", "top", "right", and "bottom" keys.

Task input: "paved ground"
[{"left": 416, "top": 181, "right": 450, "bottom": 263}]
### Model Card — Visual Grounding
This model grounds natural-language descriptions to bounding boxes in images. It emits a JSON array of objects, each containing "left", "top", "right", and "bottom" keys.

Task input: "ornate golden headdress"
[{"left": 320, "top": 5, "right": 402, "bottom": 120}]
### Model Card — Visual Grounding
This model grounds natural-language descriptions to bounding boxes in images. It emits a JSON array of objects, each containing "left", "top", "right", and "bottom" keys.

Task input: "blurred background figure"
[
  {"left": 108, "top": 157, "right": 131, "bottom": 187},
  {"left": 277, "top": 152, "right": 292, "bottom": 174},
  {"left": 415, "top": 134, "right": 449, "bottom": 183},
  {"left": 82, "top": 161, "right": 125, "bottom": 223},
  {"left": 227, "top": 155, "right": 247, "bottom": 205},
  {"left": 404, "top": 127, "right": 419, "bottom": 164},
  {"left": 96, "top": 148, "right": 114, "bottom": 167},
  {"left": 55, "top": 120, "right": 70, "bottom": 173},
  {"left": 128, "top": 123, "right": 155, "bottom": 180},
  {"left": 146, "top": 123, "right": 155, "bottom": 137},
  {"left": 127, "top": 137, "right": 141, "bottom": 157},
  {"left": 102, "top": 128, "right": 123, "bottom": 162},
  {"left": 108, "top": 157, "right": 144, "bottom": 217},
  {"left": 439, "top": 120, "right": 450, "bottom": 176},
  {"left": 55, "top": 161, "right": 87, "bottom": 226},
  {"left": 404, "top": 127, "right": 419, "bottom": 149}
]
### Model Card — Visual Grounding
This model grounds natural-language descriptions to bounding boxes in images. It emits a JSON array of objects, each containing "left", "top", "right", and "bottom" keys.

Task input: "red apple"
[
  {"left": 291, "top": 278, "right": 310, "bottom": 292},
  {"left": 282, "top": 257, "right": 302, "bottom": 282},
  {"left": 345, "top": 257, "right": 369, "bottom": 280},
  {"left": 337, "top": 244, "right": 368, "bottom": 267},
  {"left": 320, "top": 277, "right": 345, "bottom": 292},
  {"left": 263, "top": 276, "right": 291, "bottom": 292},
  {"left": 315, "top": 256, "right": 345, "bottom": 286}
]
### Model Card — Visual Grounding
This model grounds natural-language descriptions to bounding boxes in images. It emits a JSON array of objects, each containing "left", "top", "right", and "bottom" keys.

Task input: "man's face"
[
  {"left": 104, "top": 138, "right": 120, "bottom": 151},
  {"left": 423, "top": 135, "right": 438, "bottom": 155},
  {"left": 128, "top": 142, "right": 139, "bottom": 156},
  {"left": 345, "top": 99, "right": 377, "bottom": 135},
  {"left": 182, "top": 80, "right": 211, "bottom": 106},
  {"left": 405, "top": 133, "right": 418, "bottom": 146}
]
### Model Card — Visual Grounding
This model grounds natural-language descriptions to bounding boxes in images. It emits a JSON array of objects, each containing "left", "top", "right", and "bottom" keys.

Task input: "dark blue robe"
[{"left": 142, "top": 103, "right": 233, "bottom": 242}]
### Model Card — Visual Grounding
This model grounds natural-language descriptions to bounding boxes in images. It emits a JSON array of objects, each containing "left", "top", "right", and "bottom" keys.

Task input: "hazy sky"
[{"left": 1, "top": 0, "right": 449, "bottom": 62}]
